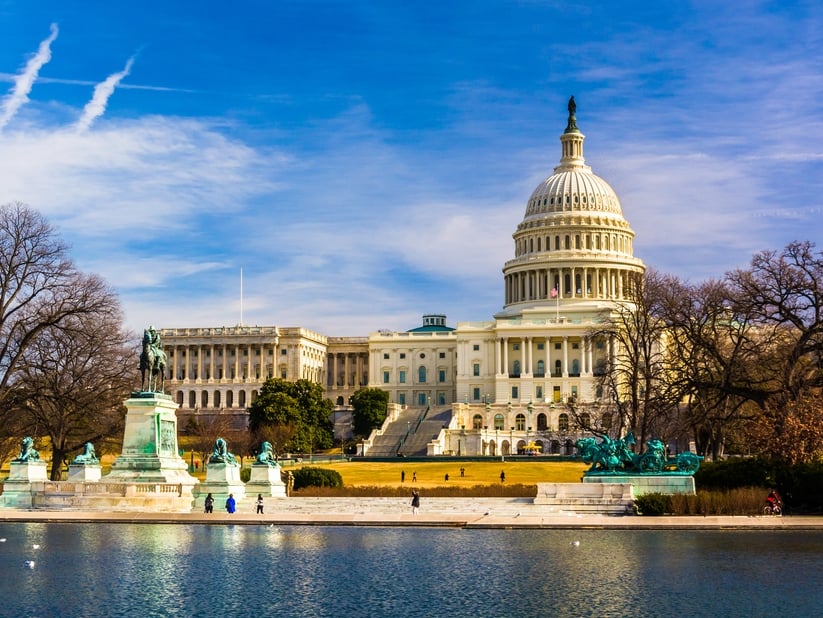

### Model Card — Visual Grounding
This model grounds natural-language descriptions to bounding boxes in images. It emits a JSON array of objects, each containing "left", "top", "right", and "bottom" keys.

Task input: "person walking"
[
  {"left": 412, "top": 471, "right": 417, "bottom": 483},
  {"left": 401, "top": 470, "right": 405, "bottom": 483},
  {"left": 225, "top": 493, "right": 236, "bottom": 514},
  {"left": 411, "top": 489, "right": 420, "bottom": 515},
  {"left": 204, "top": 493, "right": 214, "bottom": 514},
  {"left": 256, "top": 493, "right": 264, "bottom": 514},
  {"left": 500, "top": 470, "right": 506, "bottom": 483}
]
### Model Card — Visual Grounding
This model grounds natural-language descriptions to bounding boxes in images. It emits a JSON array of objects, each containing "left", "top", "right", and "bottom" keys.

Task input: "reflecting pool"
[{"left": 0, "top": 524, "right": 821, "bottom": 617}]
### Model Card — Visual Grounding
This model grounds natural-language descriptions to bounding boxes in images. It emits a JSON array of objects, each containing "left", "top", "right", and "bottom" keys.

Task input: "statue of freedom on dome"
[
  {"left": 568, "top": 95, "right": 576, "bottom": 116},
  {"left": 565, "top": 95, "right": 579, "bottom": 133}
]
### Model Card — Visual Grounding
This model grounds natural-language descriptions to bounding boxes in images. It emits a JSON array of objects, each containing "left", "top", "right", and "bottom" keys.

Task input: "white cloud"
[
  {"left": 75, "top": 56, "right": 135, "bottom": 132},
  {"left": 0, "top": 23, "right": 58, "bottom": 131}
]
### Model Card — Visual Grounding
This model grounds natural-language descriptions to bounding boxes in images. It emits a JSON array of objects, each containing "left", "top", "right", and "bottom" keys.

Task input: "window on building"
[
  {"left": 280, "top": 349, "right": 287, "bottom": 355},
  {"left": 399, "top": 370, "right": 406, "bottom": 384},
  {"left": 516, "top": 414, "right": 526, "bottom": 430},
  {"left": 439, "top": 352, "right": 445, "bottom": 359},
  {"left": 473, "top": 387, "right": 480, "bottom": 401},
  {"left": 513, "top": 343, "right": 520, "bottom": 350},
  {"left": 438, "top": 392, "right": 446, "bottom": 405},
  {"left": 473, "top": 344, "right": 480, "bottom": 351},
  {"left": 511, "top": 386, "right": 519, "bottom": 399},
  {"left": 559, "top": 413, "right": 569, "bottom": 431},
  {"left": 494, "top": 414, "right": 505, "bottom": 430},
  {"left": 383, "top": 353, "right": 389, "bottom": 359},
  {"left": 473, "top": 414, "right": 483, "bottom": 429},
  {"left": 438, "top": 369, "right": 446, "bottom": 383},
  {"left": 418, "top": 393, "right": 427, "bottom": 405},
  {"left": 555, "top": 342, "right": 561, "bottom": 350},
  {"left": 398, "top": 392, "right": 406, "bottom": 405},
  {"left": 512, "top": 360, "right": 520, "bottom": 376},
  {"left": 383, "top": 371, "right": 390, "bottom": 384},
  {"left": 418, "top": 366, "right": 426, "bottom": 383},
  {"left": 536, "top": 385, "right": 543, "bottom": 399},
  {"left": 537, "top": 412, "right": 547, "bottom": 430},
  {"left": 536, "top": 360, "right": 545, "bottom": 376},
  {"left": 537, "top": 342, "right": 544, "bottom": 350},
  {"left": 473, "top": 363, "right": 480, "bottom": 376}
]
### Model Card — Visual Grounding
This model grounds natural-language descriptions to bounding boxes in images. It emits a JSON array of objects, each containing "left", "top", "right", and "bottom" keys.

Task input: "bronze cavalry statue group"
[{"left": 575, "top": 432, "right": 703, "bottom": 475}]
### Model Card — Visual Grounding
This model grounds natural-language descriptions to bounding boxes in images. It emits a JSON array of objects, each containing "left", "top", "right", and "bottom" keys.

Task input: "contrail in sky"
[
  {"left": 0, "top": 23, "right": 59, "bottom": 131},
  {"left": 75, "top": 56, "right": 135, "bottom": 132}
]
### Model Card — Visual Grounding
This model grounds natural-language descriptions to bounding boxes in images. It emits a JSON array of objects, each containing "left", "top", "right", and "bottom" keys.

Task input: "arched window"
[
  {"left": 418, "top": 366, "right": 427, "bottom": 383},
  {"left": 201, "top": 391, "right": 208, "bottom": 408},
  {"left": 188, "top": 391, "right": 196, "bottom": 408},
  {"left": 512, "top": 360, "right": 520, "bottom": 376},
  {"left": 494, "top": 414, "right": 505, "bottom": 430},
  {"left": 536, "top": 359, "right": 544, "bottom": 376},
  {"left": 537, "top": 413, "right": 548, "bottom": 430},
  {"left": 214, "top": 391, "right": 221, "bottom": 408},
  {"left": 555, "top": 360, "right": 562, "bottom": 376},
  {"left": 239, "top": 390, "right": 246, "bottom": 407},
  {"left": 572, "top": 359, "right": 580, "bottom": 375},
  {"left": 559, "top": 413, "right": 569, "bottom": 431},
  {"left": 515, "top": 413, "right": 526, "bottom": 430},
  {"left": 473, "top": 414, "right": 483, "bottom": 429},
  {"left": 226, "top": 390, "right": 234, "bottom": 407}
]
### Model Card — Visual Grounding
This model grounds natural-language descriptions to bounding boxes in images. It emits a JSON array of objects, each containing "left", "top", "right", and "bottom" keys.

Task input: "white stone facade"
[{"left": 158, "top": 102, "right": 643, "bottom": 455}]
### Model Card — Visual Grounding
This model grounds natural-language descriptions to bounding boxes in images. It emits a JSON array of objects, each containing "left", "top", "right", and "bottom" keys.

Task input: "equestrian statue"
[{"left": 139, "top": 325, "right": 167, "bottom": 393}]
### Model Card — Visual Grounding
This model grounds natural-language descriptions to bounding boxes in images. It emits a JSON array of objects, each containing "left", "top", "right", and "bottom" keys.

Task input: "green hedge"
[
  {"left": 291, "top": 467, "right": 343, "bottom": 491},
  {"left": 634, "top": 493, "right": 670, "bottom": 516},
  {"left": 695, "top": 458, "right": 823, "bottom": 513}
]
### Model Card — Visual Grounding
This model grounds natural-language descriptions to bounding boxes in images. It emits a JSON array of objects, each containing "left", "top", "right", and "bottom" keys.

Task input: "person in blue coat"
[{"left": 225, "top": 493, "right": 236, "bottom": 514}]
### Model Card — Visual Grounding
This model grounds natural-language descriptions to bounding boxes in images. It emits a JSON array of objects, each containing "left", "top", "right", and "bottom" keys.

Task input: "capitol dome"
[{"left": 500, "top": 97, "right": 645, "bottom": 316}]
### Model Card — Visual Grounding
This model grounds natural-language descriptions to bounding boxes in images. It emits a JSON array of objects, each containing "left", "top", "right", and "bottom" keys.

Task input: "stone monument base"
[
  {"left": 244, "top": 464, "right": 287, "bottom": 498},
  {"left": 534, "top": 482, "right": 634, "bottom": 514},
  {"left": 106, "top": 393, "right": 198, "bottom": 490},
  {"left": 583, "top": 474, "right": 696, "bottom": 496},
  {"left": 68, "top": 464, "right": 102, "bottom": 482},
  {"left": 193, "top": 462, "right": 246, "bottom": 510},
  {"left": 1, "top": 461, "right": 49, "bottom": 509}
]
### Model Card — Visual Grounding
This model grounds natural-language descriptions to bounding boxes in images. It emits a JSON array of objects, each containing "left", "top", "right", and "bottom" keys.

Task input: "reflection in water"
[{"left": 0, "top": 524, "right": 820, "bottom": 617}]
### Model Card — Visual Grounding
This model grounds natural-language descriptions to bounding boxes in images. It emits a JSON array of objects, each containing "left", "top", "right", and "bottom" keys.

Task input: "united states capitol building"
[{"left": 160, "top": 100, "right": 645, "bottom": 457}]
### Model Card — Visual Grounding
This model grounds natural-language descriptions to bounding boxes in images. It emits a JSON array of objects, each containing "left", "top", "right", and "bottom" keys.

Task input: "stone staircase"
[
  {"left": 363, "top": 407, "right": 426, "bottom": 457},
  {"left": 397, "top": 407, "right": 453, "bottom": 456}
]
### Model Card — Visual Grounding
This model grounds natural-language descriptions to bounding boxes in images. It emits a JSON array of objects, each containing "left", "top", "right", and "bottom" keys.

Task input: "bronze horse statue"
[{"left": 139, "top": 327, "right": 167, "bottom": 393}]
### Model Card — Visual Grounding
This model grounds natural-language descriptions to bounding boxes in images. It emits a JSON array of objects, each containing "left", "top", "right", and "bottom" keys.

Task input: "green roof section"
[{"left": 407, "top": 314, "right": 454, "bottom": 332}]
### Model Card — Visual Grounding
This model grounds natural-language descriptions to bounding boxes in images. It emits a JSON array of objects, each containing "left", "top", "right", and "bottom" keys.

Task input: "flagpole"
[{"left": 240, "top": 268, "right": 244, "bottom": 326}]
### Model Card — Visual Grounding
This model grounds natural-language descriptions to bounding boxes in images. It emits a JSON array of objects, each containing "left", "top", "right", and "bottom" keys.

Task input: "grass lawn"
[{"left": 289, "top": 460, "right": 588, "bottom": 488}]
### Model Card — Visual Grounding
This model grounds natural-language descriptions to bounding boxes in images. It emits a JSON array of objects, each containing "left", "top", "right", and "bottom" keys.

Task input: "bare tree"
[
  {"left": 12, "top": 288, "right": 136, "bottom": 479},
  {"left": 0, "top": 203, "right": 119, "bottom": 422},
  {"left": 187, "top": 413, "right": 235, "bottom": 468},
  {"left": 592, "top": 269, "right": 684, "bottom": 450}
]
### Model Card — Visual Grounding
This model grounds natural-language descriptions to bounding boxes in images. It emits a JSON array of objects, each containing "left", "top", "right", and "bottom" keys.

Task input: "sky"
[{"left": 0, "top": 1, "right": 821, "bottom": 337}]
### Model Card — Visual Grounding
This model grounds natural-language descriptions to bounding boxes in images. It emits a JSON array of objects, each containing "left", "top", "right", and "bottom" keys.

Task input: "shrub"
[
  {"left": 292, "top": 467, "right": 343, "bottom": 491},
  {"left": 634, "top": 492, "right": 671, "bottom": 516}
]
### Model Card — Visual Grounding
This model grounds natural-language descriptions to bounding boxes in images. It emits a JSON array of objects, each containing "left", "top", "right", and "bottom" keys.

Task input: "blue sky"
[{"left": 1, "top": 1, "right": 821, "bottom": 336}]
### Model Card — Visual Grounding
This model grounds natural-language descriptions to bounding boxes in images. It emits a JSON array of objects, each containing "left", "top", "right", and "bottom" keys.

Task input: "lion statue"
[
  {"left": 72, "top": 442, "right": 99, "bottom": 465},
  {"left": 12, "top": 436, "right": 40, "bottom": 462},
  {"left": 254, "top": 441, "right": 278, "bottom": 467},
  {"left": 208, "top": 437, "right": 238, "bottom": 465}
]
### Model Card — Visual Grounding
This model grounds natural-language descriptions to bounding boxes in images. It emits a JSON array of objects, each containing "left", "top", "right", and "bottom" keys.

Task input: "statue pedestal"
[
  {"left": 245, "top": 464, "right": 287, "bottom": 497},
  {"left": 1, "top": 461, "right": 48, "bottom": 508},
  {"left": 583, "top": 474, "right": 696, "bottom": 496},
  {"left": 106, "top": 393, "right": 198, "bottom": 492},
  {"left": 194, "top": 462, "right": 246, "bottom": 510},
  {"left": 68, "top": 464, "right": 102, "bottom": 482}
]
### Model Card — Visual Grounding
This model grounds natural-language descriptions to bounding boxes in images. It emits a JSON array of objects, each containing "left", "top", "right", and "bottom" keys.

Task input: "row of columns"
[
  {"left": 505, "top": 266, "right": 631, "bottom": 304},
  {"left": 327, "top": 352, "right": 369, "bottom": 388},
  {"left": 166, "top": 343, "right": 275, "bottom": 382},
  {"left": 495, "top": 335, "right": 613, "bottom": 377}
]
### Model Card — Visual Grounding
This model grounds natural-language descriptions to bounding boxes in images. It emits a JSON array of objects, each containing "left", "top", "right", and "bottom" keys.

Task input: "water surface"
[{"left": 0, "top": 524, "right": 820, "bottom": 617}]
